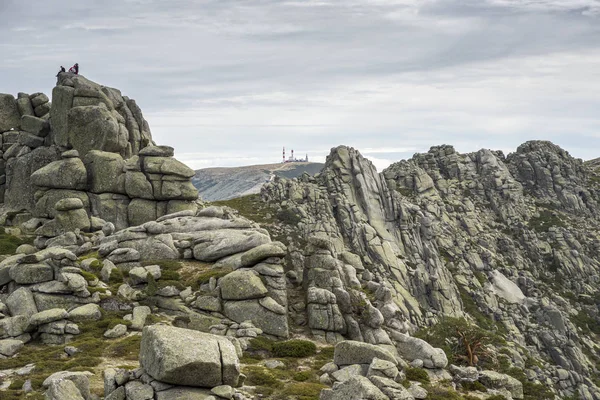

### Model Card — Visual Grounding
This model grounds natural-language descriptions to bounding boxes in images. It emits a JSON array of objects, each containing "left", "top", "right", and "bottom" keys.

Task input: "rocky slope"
[
  {"left": 261, "top": 142, "right": 600, "bottom": 399},
  {"left": 0, "top": 72, "right": 598, "bottom": 400},
  {"left": 193, "top": 162, "right": 324, "bottom": 201}
]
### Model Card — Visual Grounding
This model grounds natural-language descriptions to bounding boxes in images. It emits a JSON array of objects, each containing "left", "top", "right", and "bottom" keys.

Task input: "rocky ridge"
[
  {"left": 0, "top": 73, "right": 198, "bottom": 234},
  {"left": 261, "top": 142, "right": 600, "bottom": 399},
  {"left": 193, "top": 162, "right": 324, "bottom": 201}
]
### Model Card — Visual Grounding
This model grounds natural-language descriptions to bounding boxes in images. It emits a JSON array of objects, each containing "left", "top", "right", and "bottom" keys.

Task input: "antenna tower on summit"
[{"left": 282, "top": 147, "right": 286, "bottom": 163}]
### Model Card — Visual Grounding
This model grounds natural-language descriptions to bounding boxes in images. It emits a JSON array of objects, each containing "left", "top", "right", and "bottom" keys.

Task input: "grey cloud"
[{"left": 1, "top": 0, "right": 599, "bottom": 169}]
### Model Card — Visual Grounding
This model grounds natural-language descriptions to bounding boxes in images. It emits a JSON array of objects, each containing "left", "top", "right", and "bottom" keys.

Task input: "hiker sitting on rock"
[
  {"left": 56, "top": 66, "right": 65, "bottom": 77},
  {"left": 68, "top": 63, "right": 79, "bottom": 74}
]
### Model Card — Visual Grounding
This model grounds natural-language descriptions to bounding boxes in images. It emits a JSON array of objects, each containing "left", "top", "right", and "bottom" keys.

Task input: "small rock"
[{"left": 104, "top": 324, "right": 128, "bottom": 338}]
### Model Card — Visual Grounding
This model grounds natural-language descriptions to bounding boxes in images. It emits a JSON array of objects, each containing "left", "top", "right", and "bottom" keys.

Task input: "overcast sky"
[{"left": 1, "top": 0, "right": 599, "bottom": 170}]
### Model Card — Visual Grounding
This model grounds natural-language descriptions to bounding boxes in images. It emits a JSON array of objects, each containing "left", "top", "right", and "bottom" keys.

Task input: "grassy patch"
[
  {"left": 274, "top": 382, "right": 327, "bottom": 400},
  {"left": 243, "top": 366, "right": 284, "bottom": 388},
  {"left": 0, "top": 229, "right": 34, "bottom": 255},
  {"left": 212, "top": 194, "right": 274, "bottom": 225},
  {"left": 194, "top": 266, "right": 232, "bottom": 287},
  {"left": 571, "top": 311, "right": 600, "bottom": 335},
  {"left": 528, "top": 210, "right": 566, "bottom": 233},
  {"left": 293, "top": 370, "right": 315, "bottom": 382},
  {"left": 0, "top": 310, "right": 140, "bottom": 397}
]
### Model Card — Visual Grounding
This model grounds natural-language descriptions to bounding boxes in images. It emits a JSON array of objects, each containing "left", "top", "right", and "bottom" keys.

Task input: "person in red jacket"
[{"left": 68, "top": 63, "right": 79, "bottom": 74}]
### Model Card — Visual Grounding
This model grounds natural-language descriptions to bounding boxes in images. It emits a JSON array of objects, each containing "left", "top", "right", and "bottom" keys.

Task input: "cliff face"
[
  {"left": 0, "top": 73, "right": 198, "bottom": 232},
  {"left": 262, "top": 141, "right": 600, "bottom": 399}
]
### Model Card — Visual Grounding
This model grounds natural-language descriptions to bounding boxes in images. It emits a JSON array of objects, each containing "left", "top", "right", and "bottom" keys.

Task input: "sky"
[{"left": 1, "top": 0, "right": 599, "bottom": 171}]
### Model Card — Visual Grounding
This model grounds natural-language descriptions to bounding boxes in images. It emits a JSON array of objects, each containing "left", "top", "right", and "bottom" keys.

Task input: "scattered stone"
[{"left": 104, "top": 324, "right": 128, "bottom": 338}]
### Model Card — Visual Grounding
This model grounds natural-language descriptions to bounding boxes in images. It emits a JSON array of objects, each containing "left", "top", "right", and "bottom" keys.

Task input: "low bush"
[
  {"left": 272, "top": 340, "right": 317, "bottom": 358},
  {"left": 405, "top": 367, "right": 430, "bottom": 384}
]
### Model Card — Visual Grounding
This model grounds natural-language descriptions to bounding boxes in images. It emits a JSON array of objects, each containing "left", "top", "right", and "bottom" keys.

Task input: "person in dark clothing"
[
  {"left": 68, "top": 63, "right": 79, "bottom": 74},
  {"left": 56, "top": 66, "right": 65, "bottom": 77}
]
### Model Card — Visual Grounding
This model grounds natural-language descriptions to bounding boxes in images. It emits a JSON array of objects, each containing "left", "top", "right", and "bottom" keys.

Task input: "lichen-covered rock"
[
  {"left": 219, "top": 270, "right": 268, "bottom": 300},
  {"left": 333, "top": 341, "right": 397, "bottom": 366},
  {"left": 84, "top": 150, "right": 126, "bottom": 194},
  {"left": 394, "top": 334, "right": 448, "bottom": 369},
  {"left": 139, "top": 325, "right": 240, "bottom": 387},
  {"left": 320, "top": 376, "right": 388, "bottom": 400},
  {"left": 479, "top": 370, "right": 524, "bottom": 399},
  {"left": 31, "top": 158, "right": 87, "bottom": 190},
  {"left": 0, "top": 93, "right": 20, "bottom": 132}
]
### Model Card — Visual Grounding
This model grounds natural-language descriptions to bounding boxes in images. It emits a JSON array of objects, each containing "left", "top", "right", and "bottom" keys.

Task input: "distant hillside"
[{"left": 192, "top": 162, "right": 324, "bottom": 201}]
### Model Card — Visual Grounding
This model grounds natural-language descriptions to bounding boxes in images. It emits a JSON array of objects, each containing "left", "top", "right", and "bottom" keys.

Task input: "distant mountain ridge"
[{"left": 192, "top": 162, "right": 324, "bottom": 201}]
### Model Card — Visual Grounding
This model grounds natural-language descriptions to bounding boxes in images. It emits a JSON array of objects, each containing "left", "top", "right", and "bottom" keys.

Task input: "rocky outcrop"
[
  {"left": 104, "top": 326, "right": 248, "bottom": 400},
  {"left": 262, "top": 142, "right": 600, "bottom": 399},
  {"left": 0, "top": 74, "right": 198, "bottom": 232}
]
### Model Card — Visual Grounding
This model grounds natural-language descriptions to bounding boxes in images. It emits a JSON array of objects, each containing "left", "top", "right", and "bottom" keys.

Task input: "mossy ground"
[
  {"left": 0, "top": 228, "right": 34, "bottom": 255},
  {"left": 212, "top": 194, "right": 275, "bottom": 225},
  {"left": 0, "top": 311, "right": 144, "bottom": 398}
]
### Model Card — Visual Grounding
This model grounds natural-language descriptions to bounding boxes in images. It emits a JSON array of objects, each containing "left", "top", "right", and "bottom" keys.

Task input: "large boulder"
[
  {"left": 222, "top": 299, "right": 289, "bottom": 338},
  {"left": 21, "top": 115, "right": 50, "bottom": 136},
  {"left": 9, "top": 263, "right": 54, "bottom": 284},
  {"left": 127, "top": 198, "right": 158, "bottom": 226},
  {"left": 192, "top": 230, "right": 271, "bottom": 262},
  {"left": 50, "top": 85, "right": 74, "bottom": 146},
  {"left": 0, "top": 94, "right": 20, "bottom": 132},
  {"left": 143, "top": 157, "right": 195, "bottom": 178},
  {"left": 45, "top": 379, "right": 85, "bottom": 400},
  {"left": 5, "top": 146, "right": 62, "bottom": 211},
  {"left": 84, "top": 150, "right": 126, "bottom": 194},
  {"left": 139, "top": 325, "right": 240, "bottom": 387},
  {"left": 394, "top": 333, "right": 448, "bottom": 369},
  {"left": 333, "top": 341, "right": 397, "bottom": 366},
  {"left": 319, "top": 376, "right": 388, "bottom": 400},
  {"left": 5, "top": 287, "right": 38, "bottom": 317},
  {"left": 219, "top": 270, "right": 268, "bottom": 300},
  {"left": 31, "top": 157, "right": 87, "bottom": 190},
  {"left": 67, "top": 104, "right": 124, "bottom": 157},
  {"left": 89, "top": 193, "right": 130, "bottom": 231}
]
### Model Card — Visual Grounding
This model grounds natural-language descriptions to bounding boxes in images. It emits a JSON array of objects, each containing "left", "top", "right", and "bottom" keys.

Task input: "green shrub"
[
  {"left": 276, "top": 208, "right": 301, "bottom": 225},
  {"left": 529, "top": 210, "right": 565, "bottom": 233},
  {"left": 272, "top": 340, "right": 317, "bottom": 358},
  {"left": 8, "top": 379, "right": 25, "bottom": 390},
  {"left": 109, "top": 268, "right": 124, "bottom": 284},
  {"left": 79, "top": 270, "right": 98, "bottom": 282},
  {"left": 145, "top": 274, "right": 158, "bottom": 296},
  {"left": 487, "top": 395, "right": 508, "bottom": 400},
  {"left": 461, "top": 380, "right": 487, "bottom": 392},
  {"left": 316, "top": 346, "right": 335, "bottom": 359},
  {"left": 293, "top": 370, "right": 314, "bottom": 382},
  {"left": 160, "top": 270, "right": 181, "bottom": 281},
  {"left": 405, "top": 367, "right": 430, "bottom": 384}
]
